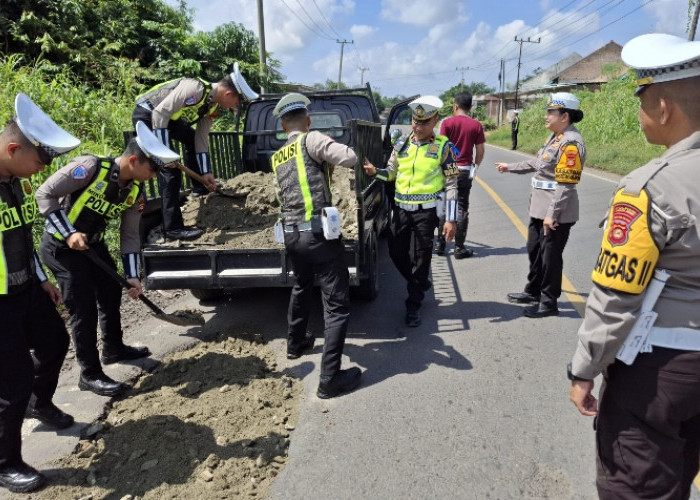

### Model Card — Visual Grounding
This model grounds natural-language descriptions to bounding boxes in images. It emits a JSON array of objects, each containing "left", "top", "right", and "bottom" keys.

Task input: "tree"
[{"left": 439, "top": 82, "right": 495, "bottom": 118}]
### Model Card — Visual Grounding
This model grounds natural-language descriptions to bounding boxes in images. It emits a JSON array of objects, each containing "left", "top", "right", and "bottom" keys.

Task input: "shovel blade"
[{"left": 151, "top": 312, "right": 205, "bottom": 327}]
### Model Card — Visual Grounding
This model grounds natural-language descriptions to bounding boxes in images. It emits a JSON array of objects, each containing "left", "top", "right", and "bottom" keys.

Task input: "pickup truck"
[{"left": 138, "top": 85, "right": 411, "bottom": 301}]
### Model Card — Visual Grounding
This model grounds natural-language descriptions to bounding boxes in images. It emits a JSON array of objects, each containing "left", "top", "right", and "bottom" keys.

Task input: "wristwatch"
[{"left": 567, "top": 362, "right": 590, "bottom": 382}]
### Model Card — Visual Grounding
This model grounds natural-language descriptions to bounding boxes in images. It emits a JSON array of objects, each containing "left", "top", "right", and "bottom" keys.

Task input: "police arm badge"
[
  {"left": 591, "top": 187, "right": 659, "bottom": 294},
  {"left": 554, "top": 144, "right": 582, "bottom": 184}
]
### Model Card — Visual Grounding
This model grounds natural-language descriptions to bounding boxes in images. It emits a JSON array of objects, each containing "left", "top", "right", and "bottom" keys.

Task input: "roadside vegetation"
[{"left": 486, "top": 75, "right": 664, "bottom": 175}]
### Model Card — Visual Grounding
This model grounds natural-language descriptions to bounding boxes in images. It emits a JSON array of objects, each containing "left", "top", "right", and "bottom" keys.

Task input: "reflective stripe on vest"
[
  {"left": 136, "top": 77, "right": 217, "bottom": 123},
  {"left": 53, "top": 160, "right": 141, "bottom": 241},
  {"left": 0, "top": 178, "right": 37, "bottom": 294},
  {"left": 271, "top": 133, "right": 330, "bottom": 222},
  {"left": 394, "top": 135, "right": 448, "bottom": 204}
]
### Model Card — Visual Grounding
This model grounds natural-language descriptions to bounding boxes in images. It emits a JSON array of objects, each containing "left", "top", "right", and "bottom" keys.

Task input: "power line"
[
  {"left": 278, "top": 0, "right": 334, "bottom": 40},
  {"left": 294, "top": 0, "right": 336, "bottom": 39},
  {"left": 312, "top": 0, "right": 343, "bottom": 39}
]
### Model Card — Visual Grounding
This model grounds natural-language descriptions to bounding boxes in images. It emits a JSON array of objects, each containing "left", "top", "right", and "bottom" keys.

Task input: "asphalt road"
[{"left": 9, "top": 143, "right": 700, "bottom": 500}]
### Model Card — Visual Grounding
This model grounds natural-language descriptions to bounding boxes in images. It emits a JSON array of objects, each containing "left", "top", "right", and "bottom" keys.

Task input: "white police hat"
[
  {"left": 621, "top": 33, "right": 700, "bottom": 95},
  {"left": 546, "top": 92, "right": 580, "bottom": 110},
  {"left": 14, "top": 93, "right": 80, "bottom": 159},
  {"left": 273, "top": 93, "right": 311, "bottom": 117},
  {"left": 134, "top": 121, "right": 180, "bottom": 168},
  {"left": 229, "top": 62, "right": 259, "bottom": 101},
  {"left": 409, "top": 96, "right": 443, "bottom": 121}
]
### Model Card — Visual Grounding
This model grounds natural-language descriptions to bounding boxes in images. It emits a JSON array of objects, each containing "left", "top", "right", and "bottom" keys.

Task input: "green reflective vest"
[
  {"left": 53, "top": 159, "right": 141, "bottom": 241},
  {"left": 136, "top": 77, "right": 218, "bottom": 124},
  {"left": 0, "top": 178, "right": 38, "bottom": 294},
  {"left": 394, "top": 134, "right": 449, "bottom": 203}
]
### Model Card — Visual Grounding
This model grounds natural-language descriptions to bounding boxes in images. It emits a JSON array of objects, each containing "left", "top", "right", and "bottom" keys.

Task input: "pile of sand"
[{"left": 147, "top": 169, "right": 359, "bottom": 248}]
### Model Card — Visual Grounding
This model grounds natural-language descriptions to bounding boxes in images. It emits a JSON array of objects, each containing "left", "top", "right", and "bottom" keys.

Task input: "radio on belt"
[{"left": 321, "top": 207, "right": 341, "bottom": 239}]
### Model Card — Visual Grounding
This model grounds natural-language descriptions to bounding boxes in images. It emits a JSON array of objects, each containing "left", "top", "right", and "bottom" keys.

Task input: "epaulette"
[{"left": 622, "top": 158, "right": 668, "bottom": 196}]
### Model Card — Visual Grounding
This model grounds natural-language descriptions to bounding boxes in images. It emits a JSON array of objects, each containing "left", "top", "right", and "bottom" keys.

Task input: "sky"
[{"left": 164, "top": 0, "right": 690, "bottom": 98}]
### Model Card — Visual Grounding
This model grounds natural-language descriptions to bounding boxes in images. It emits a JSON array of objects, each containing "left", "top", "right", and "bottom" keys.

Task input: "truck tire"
[
  {"left": 190, "top": 288, "right": 224, "bottom": 301},
  {"left": 353, "top": 229, "right": 379, "bottom": 301}
]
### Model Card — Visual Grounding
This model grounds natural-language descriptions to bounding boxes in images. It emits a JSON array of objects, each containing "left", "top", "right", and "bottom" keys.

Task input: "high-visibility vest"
[
  {"left": 394, "top": 134, "right": 449, "bottom": 203},
  {"left": 0, "top": 178, "right": 38, "bottom": 294},
  {"left": 136, "top": 77, "right": 218, "bottom": 124}
]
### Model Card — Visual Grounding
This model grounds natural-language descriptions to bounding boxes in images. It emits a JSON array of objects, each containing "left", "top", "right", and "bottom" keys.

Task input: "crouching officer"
[
  {"left": 271, "top": 93, "right": 368, "bottom": 398},
  {"left": 0, "top": 93, "right": 80, "bottom": 493},
  {"left": 133, "top": 63, "right": 258, "bottom": 240},
  {"left": 569, "top": 33, "right": 700, "bottom": 499},
  {"left": 364, "top": 96, "right": 458, "bottom": 327},
  {"left": 37, "top": 122, "right": 180, "bottom": 397}
]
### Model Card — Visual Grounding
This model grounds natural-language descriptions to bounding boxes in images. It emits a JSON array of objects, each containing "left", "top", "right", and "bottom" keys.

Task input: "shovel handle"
[
  {"left": 82, "top": 248, "right": 166, "bottom": 316},
  {"left": 173, "top": 163, "right": 233, "bottom": 198}
]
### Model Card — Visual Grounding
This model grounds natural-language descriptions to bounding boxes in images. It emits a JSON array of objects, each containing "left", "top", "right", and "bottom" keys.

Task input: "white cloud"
[
  {"left": 350, "top": 24, "right": 377, "bottom": 39},
  {"left": 379, "top": 0, "right": 463, "bottom": 27},
  {"left": 643, "top": 0, "right": 688, "bottom": 36}
]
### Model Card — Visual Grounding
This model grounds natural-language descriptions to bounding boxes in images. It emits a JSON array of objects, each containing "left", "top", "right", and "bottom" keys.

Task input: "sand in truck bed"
[{"left": 146, "top": 169, "right": 360, "bottom": 248}]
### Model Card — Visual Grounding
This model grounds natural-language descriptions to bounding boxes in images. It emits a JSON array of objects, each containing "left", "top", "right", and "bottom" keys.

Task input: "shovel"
[
  {"left": 83, "top": 248, "right": 205, "bottom": 327},
  {"left": 173, "top": 163, "right": 240, "bottom": 198}
]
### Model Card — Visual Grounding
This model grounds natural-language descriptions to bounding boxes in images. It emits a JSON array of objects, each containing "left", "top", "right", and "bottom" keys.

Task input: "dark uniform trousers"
[
  {"left": 439, "top": 172, "right": 473, "bottom": 247},
  {"left": 284, "top": 230, "right": 349, "bottom": 377},
  {"left": 132, "top": 107, "right": 204, "bottom": 232},
  {"left": 0, "top": 280, "right": 69, "bottom": 467},
  {"left": 597, "top": 349, "right": 700, "bottom": 499},
  {"left": 40, "top": 234, "right": 123, "bottom": 377},
  {"left": 389, "top": 205, "right": 438, "bottom": 312},
  {"left": 524, "top": 217, "right": 573, "bottom": 308}
]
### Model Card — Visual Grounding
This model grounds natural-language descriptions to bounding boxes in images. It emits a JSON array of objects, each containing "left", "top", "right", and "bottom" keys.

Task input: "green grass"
[{"left": 487, "top": 75, "right": 664, "bottom": 176}]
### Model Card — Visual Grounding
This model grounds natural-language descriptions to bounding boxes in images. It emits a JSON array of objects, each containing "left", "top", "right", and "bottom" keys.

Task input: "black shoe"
[
  {"left": 287, "top": 334, "right": 315, "bottom": 360},
  {"left": 405, "top": 309, "right": 422, "bottom": 327},
  {"left": 0, "top": 463, "right": 45, "bottom": 493},
  {"left": 523, "top": 303, "right": 559, "bottom": 318},
  {"left": 421, "top": 280, "right": 432, "bottom": 292},
  {"left": 25, "top": 403, "right": 74, "bottom": 430},
  {"left": 165, "top": 227, "right": 203, "bottom": 241},
  {"left": 78, "top": 373, "right": 125, "bottom": 397},
  {"left": 435, "top": 239, "right": 446, "bottom": 256},
  {"left": 507, "top": 292, "right": 540, "bottom": 304},
  {"left": 317, "top": 367, "right": 362, "bottom": 399},
  {"left": 102, "top": 345, "right": 151, "bottom": 365},
  {"left": 453, "top": 247, "right": 474, "bottom": 259}
]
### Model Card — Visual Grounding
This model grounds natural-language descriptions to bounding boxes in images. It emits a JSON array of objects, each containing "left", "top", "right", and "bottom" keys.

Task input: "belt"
[
  {"left": 397, "top": 201, "right": 437, "bottom": 211},
  {"left": 283, "top": 221, "right": 312, "bottom": 233},
  {"left": 531, "top": 178, "right": 558, "bottom": 190},
  {"left": 647, "top": 326, "right": 700, "bottom": 351},
  {"left": 7, "top": 268, "right": 31, "bottom": 287},
  {"left": 458, "top": 164, "right": 476, "bottom": 172}
]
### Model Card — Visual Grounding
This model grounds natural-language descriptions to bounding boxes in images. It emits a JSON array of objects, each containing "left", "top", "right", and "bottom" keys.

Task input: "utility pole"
[
  {"left": 498, "top": 58, "right": 505, "bottom": 126},
  {"left": 359, "top": 67, "right": 369, "bottom": 85},
  {"left": 456, "top": 66, "right": 469, "bottom": 87},
  {"left": 690, "top": 0, "right": 700, "bottom": 40},
  {"left": 336, "top": 39, "right": 354, "bottom": 89},
  {"left": 513, "top": 36, "right": 540, "bottom": 111},
  {"left": 256, "top": 0, "right": 267, "bottom": 94}
]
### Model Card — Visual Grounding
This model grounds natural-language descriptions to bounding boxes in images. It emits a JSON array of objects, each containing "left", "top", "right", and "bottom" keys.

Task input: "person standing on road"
[
  {"left": 271, "top": 93, "right": 368, "bottom": 399},
  {"left": 495, "top": 92, "right": 585, "bottom": 318},
  {"left": 37, "top": 122, "right": 180, "bottom": 397},
  {"left": 0, "top": 94, "right": 80, "bottom": 494},
  {"left": 569, "top": 33, "right": 700, "bottom": 499},
  {"left": 132, "top": 63, "right": 258, "bottom": 241},
  {"left": 511, "top": 110, "right": 520, "bottom": 150},
  {"left": 436, "top": 91, "right": 485, "bottom": 259},
  {"left": 364, "top": 95, "right": 459, "bottom": 327}
]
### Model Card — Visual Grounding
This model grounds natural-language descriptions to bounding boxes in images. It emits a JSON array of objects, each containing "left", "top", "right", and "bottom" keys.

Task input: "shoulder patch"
[
  {"left": 555, "top": 144, "right": 582, "bottom": 184},
  {"left": 591, "top": 188, "right": 659, "bottom": 294},
  {"left": 71, "top": 165, "right": 90, "bottom": 180},
  {"left": 184, "top": 95, "right": 197, "bottom": 106}
]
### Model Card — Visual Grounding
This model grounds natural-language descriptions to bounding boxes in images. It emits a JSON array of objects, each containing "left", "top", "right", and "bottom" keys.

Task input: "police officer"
[
  {"left": 569, "top": 33, "right": 700, "bottom": 499},
  {"left": 0, "top": 94, "right": 80, "bottom": 493},
  {"left": 495, "top": 92, "right": 586, "bottom": 318},
  {"left": 365, "top": 95, "right": 459, "bottom": 327},
  {"left": 511, "top": 110, "right": 520, "bottom": 150},
  {"left": 132, "top": 63, "right": 258, "bottom": 240},
  {"left": 271, "top": 93, "right": 366, "bottom": 399},
  {"left": 37, "top": 122, "right": 180, "bottom": 397}
]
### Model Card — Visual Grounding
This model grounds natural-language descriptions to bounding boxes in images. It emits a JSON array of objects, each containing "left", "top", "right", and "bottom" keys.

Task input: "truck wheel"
[
  {"left": 353, "top": 229, "right": 379, "bottom": 301},
  {"left": 190, "top": 288, "right": 224, "bottom": 301}
]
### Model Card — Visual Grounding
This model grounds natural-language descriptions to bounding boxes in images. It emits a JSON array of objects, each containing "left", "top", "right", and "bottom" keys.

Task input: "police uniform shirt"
[
  {"left": 571, "top": 131, "right": 700, "bottom": 380},
  {"left": 288, "top": 130, "right": 357, "bottom": 168},
  {"left": 148, "top": 78, "right": 216, "bottom": 154},
  {"left": 36, "top": 155, "right": 142, "bottom": 255},
  {"left": 506, "top": 124, "right": 585, "bottom": 223},
  {"left": 384, "top": 134, "right": 459, "bottom": 201}
]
